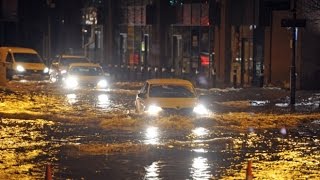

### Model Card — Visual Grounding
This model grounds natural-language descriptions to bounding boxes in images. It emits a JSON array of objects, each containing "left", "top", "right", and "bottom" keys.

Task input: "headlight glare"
[
  {"left": 43, "top": 67, "right": 49, "bottom": 73},
  {"left": 193, "top": 104, "right": 209, "bottom": 115},
  {"left": 97, "top": 79, "right": 108, "bottom": 88},
  {"left": 146, "top": 105, "right": 162, "bottom": 116},
  {"left": 16, "top": 65, "right": 25, "bottom": 72},
  {"left": 65, "top": 76, "right": 78, "bottom": 89},
  {"left": 60, "top": 69, "right": 67, "bottom": 74}
]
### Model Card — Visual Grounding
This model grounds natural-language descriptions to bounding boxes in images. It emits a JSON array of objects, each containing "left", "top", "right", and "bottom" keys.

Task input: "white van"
[{"left": 0, "top": 47, "right": 49, "bottom": 80}]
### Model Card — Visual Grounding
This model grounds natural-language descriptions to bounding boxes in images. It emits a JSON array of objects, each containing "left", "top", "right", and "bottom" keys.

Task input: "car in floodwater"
[
  {"left": 49, "top": 55, "right": 91, "bottom": 83},
  {"left": 135, "top": 78, "right": 209, "bottom": 116},
  {"left": 0, "top": 47, "right": 49, "bottom": 80},
  {"left": 62, "top": 63, "right": 109, "bottom": 90}
]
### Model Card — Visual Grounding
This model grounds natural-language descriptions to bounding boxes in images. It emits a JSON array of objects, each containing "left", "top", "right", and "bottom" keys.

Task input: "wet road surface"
[{"left": 0, "top": 81, "right": 319, "bottom": 179}]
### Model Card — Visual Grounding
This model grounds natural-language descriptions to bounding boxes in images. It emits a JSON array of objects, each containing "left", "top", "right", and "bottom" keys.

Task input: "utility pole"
[
  {"left": 281, "top": 0, "right": 306, "bottom": 106},
  {"left": 290, "top": 0, "right": 297, "bottom": 106}
]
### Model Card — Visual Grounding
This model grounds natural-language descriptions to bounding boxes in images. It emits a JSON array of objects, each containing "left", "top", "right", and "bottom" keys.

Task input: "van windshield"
[{"left": 13, "top": 53, "right": 42, "bottom": 63}]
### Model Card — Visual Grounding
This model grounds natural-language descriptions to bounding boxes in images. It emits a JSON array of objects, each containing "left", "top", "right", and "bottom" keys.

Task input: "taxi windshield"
[
  {"left": 149, "top": 84, "right": 195, "bottom": 98},
  {"left": 61, "top": 58, "right": 89, "bottom": 66},
  {"left": 69, "top": 66, "right": 103, "bottom": 76}
]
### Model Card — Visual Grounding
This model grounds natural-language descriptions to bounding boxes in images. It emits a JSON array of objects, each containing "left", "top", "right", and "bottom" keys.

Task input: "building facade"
[{"left": 1, "top": 0, "right": 319, "bottom": 89}]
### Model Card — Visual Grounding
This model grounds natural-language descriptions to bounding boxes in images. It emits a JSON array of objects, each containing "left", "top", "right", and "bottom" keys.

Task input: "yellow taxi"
[{"left": 135, "top": 78, "right": 209, "bottom": 116}]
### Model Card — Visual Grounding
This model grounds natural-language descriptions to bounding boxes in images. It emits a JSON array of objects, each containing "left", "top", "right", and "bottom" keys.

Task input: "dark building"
[
  {"left": 1, "top": 0, "right": 319, "bottom": 89},
  {"left": 0, "top": 0, "right": 83, "bottom": 64},
  {"left": 0, "top": 0, "right": 18, "bottom": 46}
]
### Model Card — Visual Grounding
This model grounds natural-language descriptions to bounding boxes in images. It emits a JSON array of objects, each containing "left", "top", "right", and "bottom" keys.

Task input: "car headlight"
[
  {"left": 16, "top": 65, "right": 25, "bottom": 72},
  {"left": 60, "top": 69, "right": 67, "bottom": 74},
  {"left": 193, "top": 104, "right": 209, "bottom": 115},
  {"left": 146, "top": 105, "right": 162, "bottom": 116},
  {"left": 65, "top": 76, "right": 78, "bottom": 89},
  {"left": 43, "top": 67, "right": 49, "bottom": 73},
  {"left": 97, "top": 79, "right": 108, "bottom": 88}
]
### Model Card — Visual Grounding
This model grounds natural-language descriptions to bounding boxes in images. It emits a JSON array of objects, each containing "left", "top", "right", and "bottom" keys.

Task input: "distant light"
[
  {"left": 280, "top": 127, "right": 287, "bottom": 135},
  {"left": 249, "top": 24, "right": 257, "bottom": 30}
]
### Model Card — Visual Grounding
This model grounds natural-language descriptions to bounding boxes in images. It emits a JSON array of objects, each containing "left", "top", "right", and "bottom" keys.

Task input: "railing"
[{"left": 103, "top": 64, "right": 217, "bottom": 88}]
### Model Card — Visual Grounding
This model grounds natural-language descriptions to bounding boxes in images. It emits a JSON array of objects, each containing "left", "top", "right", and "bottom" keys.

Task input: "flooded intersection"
[{"left": 0, "top": 81, "right": 319, "bottom": 179}]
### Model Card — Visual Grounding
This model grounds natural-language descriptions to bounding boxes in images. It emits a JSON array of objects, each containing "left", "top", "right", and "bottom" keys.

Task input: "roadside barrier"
[
  {"left": 45, "top": 164, "right": 52, "bottom": 180},
  {"left": 103, "top": 64, "right": 218, "bottom": 88},
  {"left": 246, "top": 160, "right": 253, "bottom": 180},
  {"left": 104, "top": 65, "right": 200, "bottom": 80}
]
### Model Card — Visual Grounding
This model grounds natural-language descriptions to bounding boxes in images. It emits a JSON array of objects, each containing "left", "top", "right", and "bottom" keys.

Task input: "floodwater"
[{"left": 0, "top": 81, "right": 319, "bottom": 179}]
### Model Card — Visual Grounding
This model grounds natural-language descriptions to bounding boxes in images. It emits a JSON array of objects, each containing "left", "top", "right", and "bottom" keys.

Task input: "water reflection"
[
  {"left": 66, "top": 93, "right": 77, "bottom": 104},
  {"left": 144, "top": 126, "right": 159, "bottom": 145},
  {"left": 190, "top": 157, "right": 212, "bottom": 180},
  {"left": 0, "top": 118, "right": 58, "bottom": 178},
  {"left": 97, "top": 94, "right": 110, "bottom": 109},
  {"left": 192, "top": 148, "right": 208, "bottom": 153},
  {"left": 192, "top": 127, "right": 210, "bottom": 137},
  {"left": 250, "top": 100, "right": 269, "bottom": 106},
  {"left": 144, "top": 161, "right": 161, "bottom": 180}
]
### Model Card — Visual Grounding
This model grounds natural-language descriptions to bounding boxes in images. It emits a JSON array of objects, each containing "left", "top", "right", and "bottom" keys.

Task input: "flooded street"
[{"left": 0, "top": 81, "right": 319, "bottom": 179}]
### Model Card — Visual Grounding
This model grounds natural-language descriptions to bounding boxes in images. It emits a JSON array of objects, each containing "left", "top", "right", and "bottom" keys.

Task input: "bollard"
[
  {"left": 114, "top": 64, "right": 118, "bottom": 81},
  {"left": 170, "top": 67, "right": 175, "bottom": 78},
  {"left": 120, "top": 64, "right": 124, "bottom": 81},
  {"left": 154, "top": 67, "right": 159, "bottom": 78},
  {"left": 233, "top": 69, "right": 237, "bottom": 88},
  {"left": 140, "top": 66, "right": 144, "bottom": 81},
  {"left": 0, "top": 62, "right": 6, "bottom": 86},
  {"left": 45, "top": 164, "right": 52, "bottom": 180},
  {"left": 127, "top": 66, "right": 131, "bottom": 81},
  {"left": 147, "top": 66, "right": 152, "bottom": 79},
  {"left": 246, "top": 160, "right": 253, "bottom": 180},
  {"left": 161, "top": 67, "right": 166, "bottom": 78},
  {"left": 181, "top": 68, "right": 186, "bottom": 79},
  {"left": 133, "top": 66, "right": 138, "bottom": 81}
]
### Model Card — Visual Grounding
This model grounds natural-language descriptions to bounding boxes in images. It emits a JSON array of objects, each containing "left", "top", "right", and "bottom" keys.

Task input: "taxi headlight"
[
  {"left": 97, "top": 79, "right": 108, "bottom": 88},
  {"left": 16, "top": 65, "right": 25, "bottom": 72},
  {"left": 193, "top": 104, "right": 209, "bottom": 115},
  {"left": 43, "top": 67, "right": 49, "bottom": 73},
  {"left": 65, "top": 77, "right": 78, "bottom": 89},
  {"left": 146, "top": 105, "right": 162, "bottom": 116}
]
